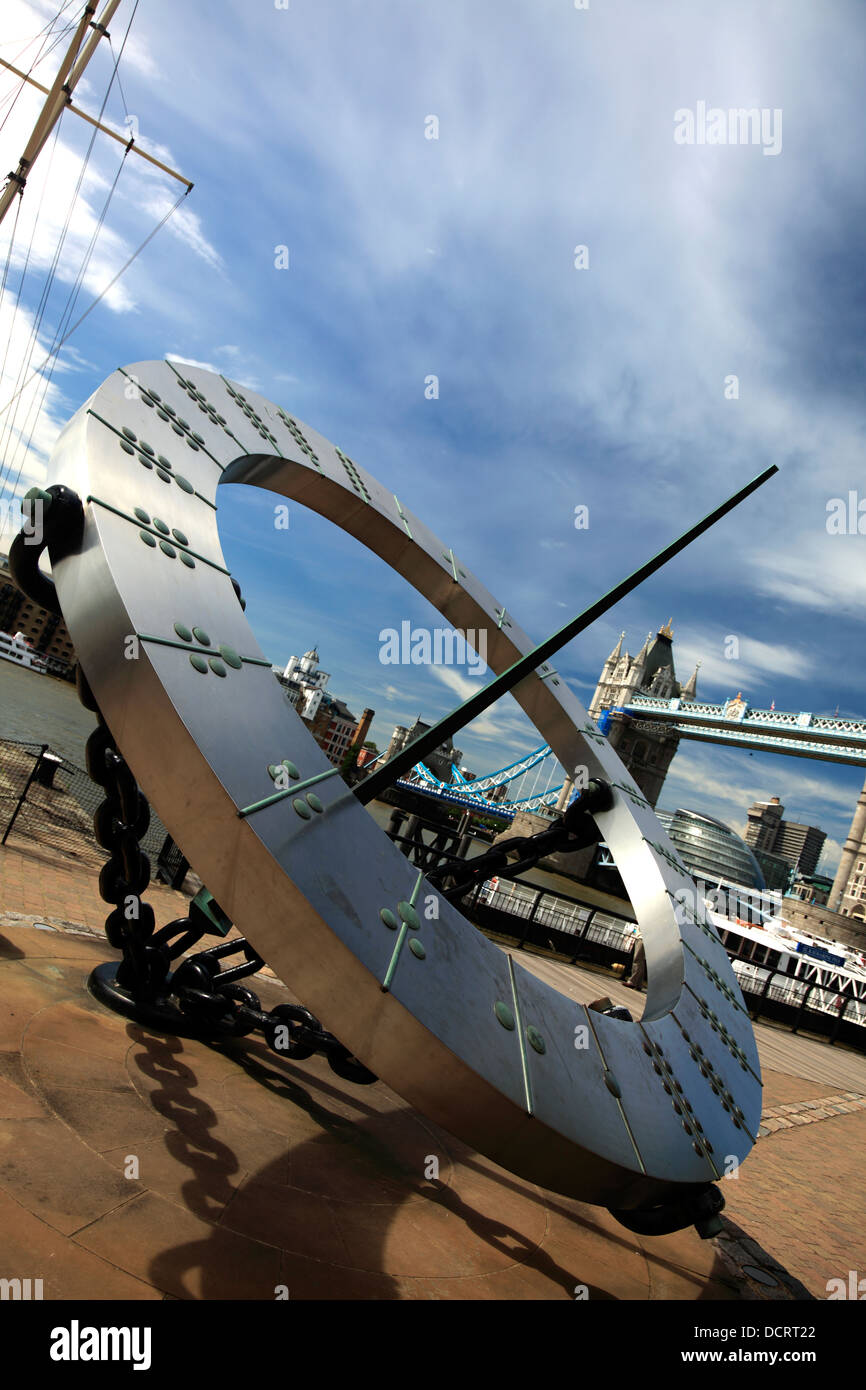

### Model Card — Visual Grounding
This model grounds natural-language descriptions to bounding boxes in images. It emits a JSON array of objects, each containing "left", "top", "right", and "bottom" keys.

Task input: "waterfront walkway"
[{"left": 1, "top": 841, "right": 862, "bottom": 1300}]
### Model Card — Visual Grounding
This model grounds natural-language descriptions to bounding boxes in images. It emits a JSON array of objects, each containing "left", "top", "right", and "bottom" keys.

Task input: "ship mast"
[{"left": 0, "top": 0, "right": 191, "bottom": 228}]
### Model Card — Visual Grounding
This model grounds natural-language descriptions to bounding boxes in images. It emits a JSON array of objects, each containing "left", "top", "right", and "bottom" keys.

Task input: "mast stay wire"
[
  {"left": 3, "top": 0, "right": 142, "bottom": 480},
  {"left": 0, "top": 1, "right": 82, "bottom": 136},
  {"left": 0, "top": 0, "right": 173, "bottom": 533},
  {"left": 1, "top": 140, "right": 129, "bottom": 507},
  {"left": 0, "top": 181, "right": 186, "bottom": 464},
  {"left": 0, "top": 106, "right": 84, "bottom": 506},
  {"left": 0, "top": 116, "right": 66, "bottom": 507}
]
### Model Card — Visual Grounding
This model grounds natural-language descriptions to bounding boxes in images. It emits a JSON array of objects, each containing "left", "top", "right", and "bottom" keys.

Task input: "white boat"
[
  {"left": 702, "top": 882, "right": 866, "bottom": 1029},
  {"left": 0, "top": 630, "right": 48, "bottom": 673}
]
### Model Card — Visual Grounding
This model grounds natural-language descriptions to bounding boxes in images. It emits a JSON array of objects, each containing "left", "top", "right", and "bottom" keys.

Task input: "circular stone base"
[{"left": 0, "top": 924, "right": 774, "bottom": 1300}]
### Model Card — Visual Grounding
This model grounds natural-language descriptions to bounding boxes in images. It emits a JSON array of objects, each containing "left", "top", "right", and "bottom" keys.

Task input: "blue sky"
[{"left": 1, "top": 0, "right": 864, "bottom": 871}]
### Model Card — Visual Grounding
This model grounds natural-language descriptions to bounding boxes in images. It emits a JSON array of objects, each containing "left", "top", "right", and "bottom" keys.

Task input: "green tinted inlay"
[
  {"left": 139, "top": 441, "right": 155, "bottom": 456},
  {"left": 159, "top": 541, "right": 177, "bottom": 558},
  {"left": 120, "top": 441, "right": 135, "bottom": 455},
  {"left": 208, "top": 658, "right": 227, "bottom": 677},
  {"left": 293, "top": 798, "right": 312, "bottom": 820},
  {"left": 139, "top": 530, "right": 156, "bottom": 547},
  {"left": 171, "top": 527, "right": 189, "bottom": 545},
  {"left": 157, "top": 455, "right": 172, "bottom": 469},
  {"left": 409, "top": 938, "right": 426, "bottom": 959},
  {"left": 175, "top": 475, "right": 194, "bottom": 494},
  {"left": 192, "top": 627, "right": 211, "bottom": 646},
  {"left": 306, "top": 793, "right": 323, "bottom": 813},
  {"left": 157, "top": 470, "right": 171, "bottom": 483},
  {"left": 174, "top": 622, "right": 193, "bottom": 642},
  {"left": 268, "top": 760, "right": 300, "bottom": 782},
  {"left": 189, "top": 654, "right": 208, "bottom": 673},
  {"left": 379, "top": 908, "right": 399, "bottom": 930},
  {"left": 122, "top": 426, "right": 137, "bottom": 441},
  {"left": 134, "top": 507, "right": 150, "bottom": 524},
  {"left": 139, "top": 456, "right": 153, "bottom": 469},
  {"left": 219, "top": 644, "right": 242, "bottom": 669},
  {"left": 180, "top": 552, "right": 195, "bottom": 568},
  {"left": 526, "top": 1026, "right": 546, "bottom": 1055},
  {"left": 494, "top": 1001, "right": 515, "bottom": 1030},
  {"left": 397, "top": 901, "right": 420, "bottom": 930},
  {"left": 153, "top": 518, "right": 170, "bottom": 535}
]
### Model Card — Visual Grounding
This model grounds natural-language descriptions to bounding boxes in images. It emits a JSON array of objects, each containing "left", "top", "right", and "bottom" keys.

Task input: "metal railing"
[
  {"left": 466, "top": 875, "right": 638, "bottom": 968},
  {"left": 0, "top": 736, "right": 180, "bottom": 883},
  {"left": 733, "top": 958, "right": 866, "bottom": 1044}
]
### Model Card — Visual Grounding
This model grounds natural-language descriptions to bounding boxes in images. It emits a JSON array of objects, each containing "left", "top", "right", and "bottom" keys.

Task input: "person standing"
[{"left": 625, "top": 929, "right": 647, "bottom": 990}]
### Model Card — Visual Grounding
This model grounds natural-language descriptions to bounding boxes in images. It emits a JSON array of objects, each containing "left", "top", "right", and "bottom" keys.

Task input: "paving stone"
[{"left": 1, "top": 851, "right": 861, "bottom": 1301}]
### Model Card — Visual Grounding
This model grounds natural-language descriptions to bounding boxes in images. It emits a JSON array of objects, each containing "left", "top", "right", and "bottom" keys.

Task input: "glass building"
[{"left": 656, "top": 808, "right": 766, "bottom": 890}]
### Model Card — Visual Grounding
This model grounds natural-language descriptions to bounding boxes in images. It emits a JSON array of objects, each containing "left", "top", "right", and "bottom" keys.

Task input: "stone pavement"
[
  {"left": 0, "top": 841, "right": 862, "bottom": 1301},
  {"left": 515, "top": 948, "right": 866, "bottom": 1300}
]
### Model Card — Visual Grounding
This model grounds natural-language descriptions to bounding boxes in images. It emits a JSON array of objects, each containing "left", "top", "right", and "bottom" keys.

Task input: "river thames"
[{"left": 0, "top": 661, "right": 97, "bottom": 763}]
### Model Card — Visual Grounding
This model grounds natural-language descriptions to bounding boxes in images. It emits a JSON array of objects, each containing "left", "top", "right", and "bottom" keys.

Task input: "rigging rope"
[
  {"left": 0, "top": 0, "right": 170, "bottom": 538},
  {"left": 0, "top": 116, "right": 66, "bottom": 513},
  {"left": 0, "top": 0, "right": 82, "bottom": 137},
  {"left": 0, "top": 182, "right": 188, "bottom": 540},
  {"left": 2, "top": 142, "right": 130, "bottom": 510}
]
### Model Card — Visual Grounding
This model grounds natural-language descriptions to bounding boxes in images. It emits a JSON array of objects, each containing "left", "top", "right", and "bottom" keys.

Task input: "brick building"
[{"left": 0, "top": 551, "right": 75, "bottom": 679}]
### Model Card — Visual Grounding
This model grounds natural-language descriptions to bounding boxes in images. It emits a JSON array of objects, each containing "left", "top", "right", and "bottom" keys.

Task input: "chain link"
[{"left": 81, "top": 674, "right": 376, "bottom": 1085}]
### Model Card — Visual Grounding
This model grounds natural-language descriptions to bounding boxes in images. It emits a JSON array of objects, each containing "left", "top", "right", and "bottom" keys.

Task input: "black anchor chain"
[{"left": 78, "top": 665, "right": 376, "bottom": 1085}]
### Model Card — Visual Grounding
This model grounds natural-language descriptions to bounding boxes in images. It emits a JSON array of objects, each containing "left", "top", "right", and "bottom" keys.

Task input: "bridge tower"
[
  {"left": 829, "top": 774, "right": 866, "bottom": 918},
  {"left": 588, "top": 621, "right": 699, "bottom": 807}
]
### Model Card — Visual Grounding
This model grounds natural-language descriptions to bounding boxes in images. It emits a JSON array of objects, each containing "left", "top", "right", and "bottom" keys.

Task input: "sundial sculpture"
[{"left": 12, "top": 361, "right": 774, "bottom": 1238}]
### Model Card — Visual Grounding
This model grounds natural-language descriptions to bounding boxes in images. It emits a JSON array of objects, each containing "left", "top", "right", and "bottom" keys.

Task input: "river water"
[{"left": 0, "top": 662, "right": 97, "bottom": 763}]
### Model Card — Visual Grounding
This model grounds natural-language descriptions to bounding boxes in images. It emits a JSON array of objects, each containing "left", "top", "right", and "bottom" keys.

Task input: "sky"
[{"left": 0, "top": 0, "right": 864, "bottom": 873}]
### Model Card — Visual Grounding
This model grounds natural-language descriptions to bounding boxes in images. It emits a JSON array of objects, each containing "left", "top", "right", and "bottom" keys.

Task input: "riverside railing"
[{"left": 0, "top": 736, "right": 186, "bottom": 886}]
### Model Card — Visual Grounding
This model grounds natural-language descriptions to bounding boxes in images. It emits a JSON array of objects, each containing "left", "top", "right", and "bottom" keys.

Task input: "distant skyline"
[{"left": 1, "top": 0, "right": 864, "bottom": 874}]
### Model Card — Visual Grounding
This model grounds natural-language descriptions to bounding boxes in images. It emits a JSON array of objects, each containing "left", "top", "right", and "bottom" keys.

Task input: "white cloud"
[
  {"left": 165, "top": 352, "right": 222, "bottom": 373},
  {"left": 817, "top": 836, "right": 843, "bottom": 874},
  {"left": 674, "top": 634, "right": 811, "bottom": 700},
  {"left": 753, "top": 533, "right": 866, "bottom": 616},
  {"left": 142, "top": 195, "right": 223, "bottom": 272}
]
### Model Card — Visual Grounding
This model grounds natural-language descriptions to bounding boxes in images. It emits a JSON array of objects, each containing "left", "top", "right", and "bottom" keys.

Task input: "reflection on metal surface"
[{"left": 44, "top": 359, "right": 762, "bottom": 1214}]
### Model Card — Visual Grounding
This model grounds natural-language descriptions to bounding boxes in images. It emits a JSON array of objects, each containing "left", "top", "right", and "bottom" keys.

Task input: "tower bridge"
[
  {"left": 385, "top": 623, "right": 866, "bottom": 820},
  {"left": 621, "top": 694, "right": 866, "bottom": 767}
]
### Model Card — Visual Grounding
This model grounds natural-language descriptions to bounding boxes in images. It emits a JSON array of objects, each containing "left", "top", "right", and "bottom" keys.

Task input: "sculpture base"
[{"left": 0, "top": 919, "right": 817, "bottom": 1300}]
